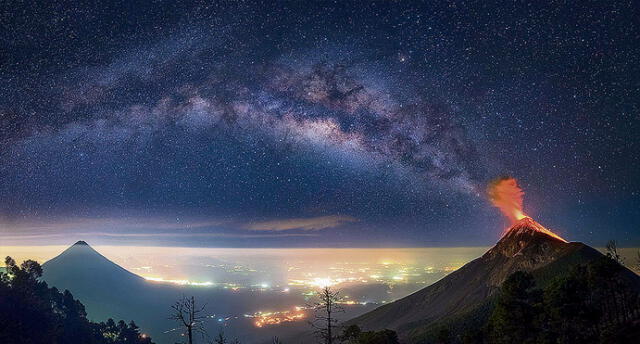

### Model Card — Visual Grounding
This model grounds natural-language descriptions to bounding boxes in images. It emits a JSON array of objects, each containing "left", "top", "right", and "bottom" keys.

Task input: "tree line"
[{"left": 0, "top": 257, "right": 154, "bottom": 344}]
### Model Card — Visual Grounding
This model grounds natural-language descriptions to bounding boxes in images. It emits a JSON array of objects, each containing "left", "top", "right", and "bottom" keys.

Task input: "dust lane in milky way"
[{"left": 0, "top": 1, "right": 638, "bottom": 246}]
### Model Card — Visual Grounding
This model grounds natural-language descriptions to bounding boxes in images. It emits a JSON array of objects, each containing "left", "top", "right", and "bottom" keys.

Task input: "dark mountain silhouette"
[
  {"left": 42, "top": 241, "right": 148, "bottom": 322},
  {"left": 347, "top": 217, "right": 638, "bottom": 341},
  {"left": 43, "top": 241, "right": 144, "bottom": 285},
  {"left": 42, "top": 241, "right": 203, "bottom": 343}
]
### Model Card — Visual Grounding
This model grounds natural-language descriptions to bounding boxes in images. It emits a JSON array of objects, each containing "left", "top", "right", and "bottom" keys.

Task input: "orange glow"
[
  {"left": 249, "top": 308, "right": 306, "bottom": 327},
  {"left": 510, "top": 217, "right": 568, "bottom": 243},
  {"left": 143, "top": 276, "right": 214, "bottom": 286},
  {"left": 487, "top": 177, "right": 527, "bottom": 223},
  {"left": 488, "top": 177, "right": 568, "bottom": 242}
]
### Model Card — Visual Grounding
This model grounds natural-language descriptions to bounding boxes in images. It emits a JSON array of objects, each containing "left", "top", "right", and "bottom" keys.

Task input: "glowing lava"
[
  {"left": 488, "top": 176, "right": 567, "bottom": 242},
  {"left": 509, "top": 216, "right": 568, "bottom": 243}
]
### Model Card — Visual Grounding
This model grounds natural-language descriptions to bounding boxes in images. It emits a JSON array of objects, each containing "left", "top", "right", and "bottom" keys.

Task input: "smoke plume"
[{"left": 487, "top": 177, "right": 526, "bottom": 223}]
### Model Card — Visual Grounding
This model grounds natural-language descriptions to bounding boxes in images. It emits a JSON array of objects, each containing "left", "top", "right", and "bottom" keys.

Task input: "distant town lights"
[
  {"left": 143, "top": 276, "right": 214, "bottom": 287},
  {"left": 309, "top": 277, "right": 334, "bottom": 288}
]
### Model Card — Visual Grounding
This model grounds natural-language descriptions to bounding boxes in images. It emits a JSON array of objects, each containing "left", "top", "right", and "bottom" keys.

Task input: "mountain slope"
[
  {"left": 42, "top": 241, "right": 149, "bottom": 321},
  {"left": 347, "top": 217, "right": 605, "bottom": 337},
  {"left": 43, "top": 241, "right": 144, "bottom": 285},
  {"left": 41, "top": 241, "right": 188, "bottom": 343}
]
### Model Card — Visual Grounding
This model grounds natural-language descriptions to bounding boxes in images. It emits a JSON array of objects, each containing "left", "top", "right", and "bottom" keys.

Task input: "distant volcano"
[
  {"left": 41, "top": 241, "right": 188, "bottom": 342},
  {"left": 42, "top": 241, "right": 147, "bottom": 321},
  {"left": 347, "top": 218, "right": 610, "bottom": 341},
  {"left": 43, "top": 240, "right": 144, "bottom": 287}
]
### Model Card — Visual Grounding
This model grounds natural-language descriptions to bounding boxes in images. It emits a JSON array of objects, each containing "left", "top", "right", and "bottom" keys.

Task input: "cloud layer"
[{"left": 246, "top": 215, "right": 358, "bottom": 231}]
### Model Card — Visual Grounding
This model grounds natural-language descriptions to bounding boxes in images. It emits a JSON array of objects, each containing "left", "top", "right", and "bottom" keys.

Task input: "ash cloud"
[{"left": 487, "top": 176, "right": 525, "bottom": 224}]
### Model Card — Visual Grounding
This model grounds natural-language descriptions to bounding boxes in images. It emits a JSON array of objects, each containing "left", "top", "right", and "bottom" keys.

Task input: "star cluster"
[{"left": 0, "top": 1, "right": 638, "bottom": 246}]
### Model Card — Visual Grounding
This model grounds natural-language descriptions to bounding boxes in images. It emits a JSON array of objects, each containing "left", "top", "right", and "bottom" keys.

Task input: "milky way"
[{"left": 1, "top": 1, "right": 638, "bottom": 246}]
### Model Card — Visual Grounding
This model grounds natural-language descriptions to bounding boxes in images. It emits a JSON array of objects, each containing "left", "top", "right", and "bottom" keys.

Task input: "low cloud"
[
  {"left": 0, "top": 231, "right": 317, "bottom": 242},
  {"left": 0, "top": 217, "right": 224, "bottom": 233},
  {"left": 246, "top": 215, "right": 358, "bottom": 231}
]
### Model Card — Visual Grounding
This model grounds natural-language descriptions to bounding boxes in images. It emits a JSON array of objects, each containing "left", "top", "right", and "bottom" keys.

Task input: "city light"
[
  {"left": 245, "top": 307, "right": 307, "bottom": 328},
  {"left": 143, "top": 277, "right": 214, "bottom": 287}
]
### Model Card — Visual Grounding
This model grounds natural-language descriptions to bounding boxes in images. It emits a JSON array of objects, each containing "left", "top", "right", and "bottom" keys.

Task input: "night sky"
[{"left": 1, "top": 1, "right": 638, "bottom": 247}]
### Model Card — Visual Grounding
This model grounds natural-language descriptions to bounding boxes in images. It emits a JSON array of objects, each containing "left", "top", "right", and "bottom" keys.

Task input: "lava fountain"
[{"left": 487, "top": 177, "right": 567, "bottom": 242}]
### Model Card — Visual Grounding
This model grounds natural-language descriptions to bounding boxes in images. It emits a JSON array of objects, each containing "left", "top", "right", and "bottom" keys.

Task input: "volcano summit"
[{"left": 347, "top": 217, "right": 626, "bottom": 342}]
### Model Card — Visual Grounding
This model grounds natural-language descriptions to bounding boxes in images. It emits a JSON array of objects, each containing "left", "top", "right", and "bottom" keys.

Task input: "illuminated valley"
[
  {"left": 111, "top": 247, "right": 486, "bottom": 328},
  {"left": 4, "top": 244, "right": 639, "bottom": 335},
  {"left": 1, "top": 246, "right": 487, "bottom": 328}
]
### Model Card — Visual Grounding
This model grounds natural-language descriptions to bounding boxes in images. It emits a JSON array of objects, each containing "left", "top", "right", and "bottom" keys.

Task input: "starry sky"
[{"left": 1, "top": 0, "right": 638, "bottom": 247}]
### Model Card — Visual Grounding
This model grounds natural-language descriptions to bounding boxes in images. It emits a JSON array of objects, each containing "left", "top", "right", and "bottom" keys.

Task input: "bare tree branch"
[
  {"left": 169, "top": 296, "right": 208, "bottom": 344},
  {"left": 307, "top": 286, "right": 344, "bottom": 344}
]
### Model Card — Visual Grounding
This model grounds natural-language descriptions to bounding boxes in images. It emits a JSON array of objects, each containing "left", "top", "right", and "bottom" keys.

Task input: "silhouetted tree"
[
  {"left": 309, "top": 286, "right": 343, "bottom": 344},
  {"left": 339, "top": 324, "right": 362, "bottom": 343},
  {"left": 544, "top": 265, "right": 601, "bottom": 343},
  {"left": 212, "top": 331, "right": 227, "bottom": 344},
  {"left": 605, "top": 240, "right": 623, "bottom": 264},
  {"left": 0, "top": 256, "right": 153, "bottom": 344},
  {"left": 488, "top": 271, "right": 543, "bottom": 344},
  {"left": 357, "top": 329, "right": 400, "bottom": 344},
  {"left": 486, "top": 256, "right": 640, "bottom": 344},
  {"left": 339, "top": 325, "right": 399, "bottom": 344},
  {"left": 0, "top": 257, "right": 62, "bottom": 344},
  {"left": 170, "top": 296, "right": 207, "bottom": 344},
  {"left": 209, "top": 330, "right": 240, "bottom": 344},
  {"left": 99, "top": 319, "right": 153, "bottom": 344}
]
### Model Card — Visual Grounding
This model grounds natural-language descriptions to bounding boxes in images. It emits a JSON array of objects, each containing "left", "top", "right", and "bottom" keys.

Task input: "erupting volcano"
[
  {"left": 488, "top": 177, "right": 567, "bottom": 243},
  {"left": 506, "top": 216, "right": 568, "bottom": 243},
  {"left": 349, "top": 177, "right": 591, "bottom": 340}
]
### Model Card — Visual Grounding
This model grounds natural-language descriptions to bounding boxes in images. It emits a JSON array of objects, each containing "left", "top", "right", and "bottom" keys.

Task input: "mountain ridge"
[{"left": 346, "top": 217, "right": 606, "bottom": 339}]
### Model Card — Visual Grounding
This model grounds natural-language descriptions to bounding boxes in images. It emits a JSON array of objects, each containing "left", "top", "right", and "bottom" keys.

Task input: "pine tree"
[{"left": 488, "top": 271, "right": 543, "bottom": 344}]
